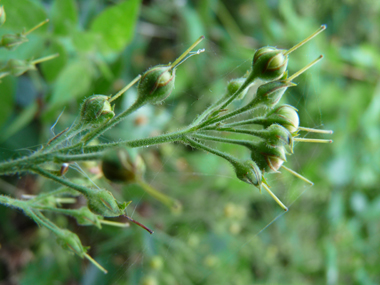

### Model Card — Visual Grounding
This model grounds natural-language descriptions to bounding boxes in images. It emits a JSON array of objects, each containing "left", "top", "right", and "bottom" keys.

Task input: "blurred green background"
[{"left": 0, "top": 0, "right": 379, "bottom": 284}]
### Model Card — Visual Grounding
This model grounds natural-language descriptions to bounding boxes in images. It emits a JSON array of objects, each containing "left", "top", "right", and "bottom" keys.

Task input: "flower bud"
[
  {"left": 251, "top": 80, "right": 295, "bottom": 107},
  {"left": 266, "top": 104, "right": 299, "bottom": 133},
  {"left": 251, "top": 47, "right": 288, "bottom": 81},
  {"left": 137, "top": 65, "right": 175, "bottom": 105},
  {"left": 250, "top": 141, "right": 286, "bottom": 173},
  {"left": 0, "top": 6, "right": 6, "bottom": 26},
  {"left": 234, "top": 160, "right": 262, "bottom": 187},
  {"left": 1, "top": 59, "right": 36, "bottom": 76},
  {"left": 0, "top": 33, "right": 28, "bottom": 50},
  {"left": 80, "top": 95, "right": 115, "bottom": 126},
  {"left": 263, "top": 124, "right": 293, "bottom": 149},
  {"left": 56, "top": 229, "right": 87, "bottom": 257},
  {"left": 101, "top": 147, "right": 145, "bottom": 183},
  {"left": 86, "top": 188, "right": 128, "bottom": 217},
  {"left": 71, "top": 207, "right": 102, "bottom": 228},
  {"left": 227, "top": 78, "right": 249, "bottom": 100}
]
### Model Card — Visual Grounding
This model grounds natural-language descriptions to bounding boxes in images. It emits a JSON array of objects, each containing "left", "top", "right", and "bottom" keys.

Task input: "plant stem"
[
  {"left": 184, "top": 136, "right": 240, "bottom": 166},
  {"left": 136, "top": 178, "right": 182, "bottom": 211},
  {"left": 30, "top": 166, "right": 93, "bottom": 196}
]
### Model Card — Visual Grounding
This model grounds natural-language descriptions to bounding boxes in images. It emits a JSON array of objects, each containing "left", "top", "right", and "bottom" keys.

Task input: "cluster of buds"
[{"left": 185, "top": 25, "right": 333, "bottom": 211}]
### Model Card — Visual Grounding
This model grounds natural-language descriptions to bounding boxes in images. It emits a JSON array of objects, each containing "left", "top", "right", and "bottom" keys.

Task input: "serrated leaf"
[{"left": 90, "top": 0, "right": 141, "bottom": 52}]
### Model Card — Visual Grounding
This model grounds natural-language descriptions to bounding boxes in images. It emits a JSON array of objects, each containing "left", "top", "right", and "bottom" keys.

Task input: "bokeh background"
[{"left": 0, "top": 0, "right": 379, "bottom": 284}]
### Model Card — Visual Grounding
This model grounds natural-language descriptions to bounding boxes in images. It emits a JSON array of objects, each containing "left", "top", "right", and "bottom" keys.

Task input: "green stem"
[
  {"left": 206, "top": 126, "right": 268, "bottom": 139},
  {"left": 218, "top": 117, "right": 268, "bottom": 128},
  {"left": 28, "top": 186, "right": 75, "bottom": 202},
  {"left": 218, "top": 76, "right": 255, "bottom": 111},
  {"left": 58, "top": 128, "right": 190, "bottom": 155},
  {"left": 53, "top": 152, "right": 103, "bottom": 163},
  {"left": 192, "top": 133, "right": 253, "bottom": 149},
  {"left": 184, "top": 136, "right": 240, "bottom": 166},
  {"left": 136, "top": 178, "right": 182, "bottom": 211},
  {"left": 30, "top": 166, "right": 94, "bottom": 196}
]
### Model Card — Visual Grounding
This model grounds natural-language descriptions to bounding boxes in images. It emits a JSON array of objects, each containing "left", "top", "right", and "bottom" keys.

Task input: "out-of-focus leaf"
[
  {"left": 49, "top": 60, "right": 94, "bottom": 106},
  {"left": 40, "top": 40, "right": 68, "bottom": 82},
  {"left": 50, "top": 0, "right": 78, "bottom": 35},
  {"left": 0, "top": 76, "right": 15, "bottom": 129},
  {"left": 72, "top": 30, "right": 98, "bottom": 52},
  {"left": 90, "top": 0, "right": 141, "bottom": 52},
  {"left": 0, "top": 0, "right": 47, "bottom": 33},
  {"left": 0, "top": 101, "right": 38, "bottom": 143}
]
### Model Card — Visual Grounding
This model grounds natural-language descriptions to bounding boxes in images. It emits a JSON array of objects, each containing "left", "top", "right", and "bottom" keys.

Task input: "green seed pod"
[
  {"left": 1, "top": 59, "right": 36, "bottom": 76},
  {"left": 80, "top": 95, "right": 115, "bottom": 126},
  {"left": 0, "top": 6, "right": 6, "bottom": 26},
  {"left": 86, "top": 188, "right": 128, "bottom": 217},
  {"left": 227, "top": 78, "right": 249, "bottom": 100},
  {"left": 251, "top": 80, "right": 295, "bottom": 108},
  {"left": 234, "top": 160, "right": 262, "bottom": 187},
  {"left": 0, "top": 33, "right": 28, "bottom": 50},
  {"left": 137, "top": 64, "right": 175, "bottom": 105},
  {"left": 70, "top": 207, "right": 103, "bottom": 228},
  {"left": 266, "top": 104, "right": 299, "bottom": 133},
  {"left": 56, "top": 229, "right": 87, "bottom": 257},
  {"left": 263, "top": 124, "right": 293, "bottom": 149},
  {"left": 101, "top": 147, "right": 145, "bottom": 183},
  {"left": 250, "top": 141, "right": 286, "bottom": 173},
  {"left": 251, "top": 47, "right": 288, "bottom": 81}
]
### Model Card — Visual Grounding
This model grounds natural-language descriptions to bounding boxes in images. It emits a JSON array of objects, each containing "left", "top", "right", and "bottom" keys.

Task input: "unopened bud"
[
  {"left": 263, "top": 124, "right": 293, "bottom": 149},
  {"left": 71, "top": 207, "right": 102, "bottom": 228},
  {"left": 0, "top": 6, "right": 6, "bottom": 26},
  {"left": 101, "top": 147, "right": 145, "bottom": 183},
  {"left": 56, "top": 229, "right": 87, "bottom": 257},
  {"left": 86, "top": 188, "right": 128, "bottom": 217},
  {"left": 252, "top": 80, "right": 295, "bottom": 107},
  {"left": 250, "top": 141, "right": 286, "bottom": 173},
  {"left": 0, "top": 34, "right": 28, "bottom": 50},
  {"left": 80, "top": 95, "right": 115, "bottom": 126},
  {"left": 0, "top": 59, "right": 36, "bottom": 76},
  {"left": 137, "top": 65, "right": 175, "bottom": 105},
  {"left": 227, "top": 78, "right": 249, "bottom": 100},
  {"left": 234, "top": 160, "right": 262, "bottom": 187},
  {"left": 266, "top": 105, "right": 299, "bottom": 133},
  {"left": 251, "top": 47, "right": 288, "bottom": 81}
]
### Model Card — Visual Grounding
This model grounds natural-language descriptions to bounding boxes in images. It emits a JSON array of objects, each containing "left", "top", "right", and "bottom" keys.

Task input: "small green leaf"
[
  {"left": 90, "top": 0, "right": 141, "bottom": 52},
  {"left": 50, "top": 60, "right": 94, "bottom": 107}
]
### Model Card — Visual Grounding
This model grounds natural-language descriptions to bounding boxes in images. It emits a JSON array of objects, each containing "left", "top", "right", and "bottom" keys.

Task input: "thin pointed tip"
[
  {"left": 200, "top": 35, "right": 205, "bottom": 39},
  {"left": 44, "top": 19, "right": 50, "bottom": 23},
  {"left": 321, "top": 24, "right": 327, "bottom": 30}
]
